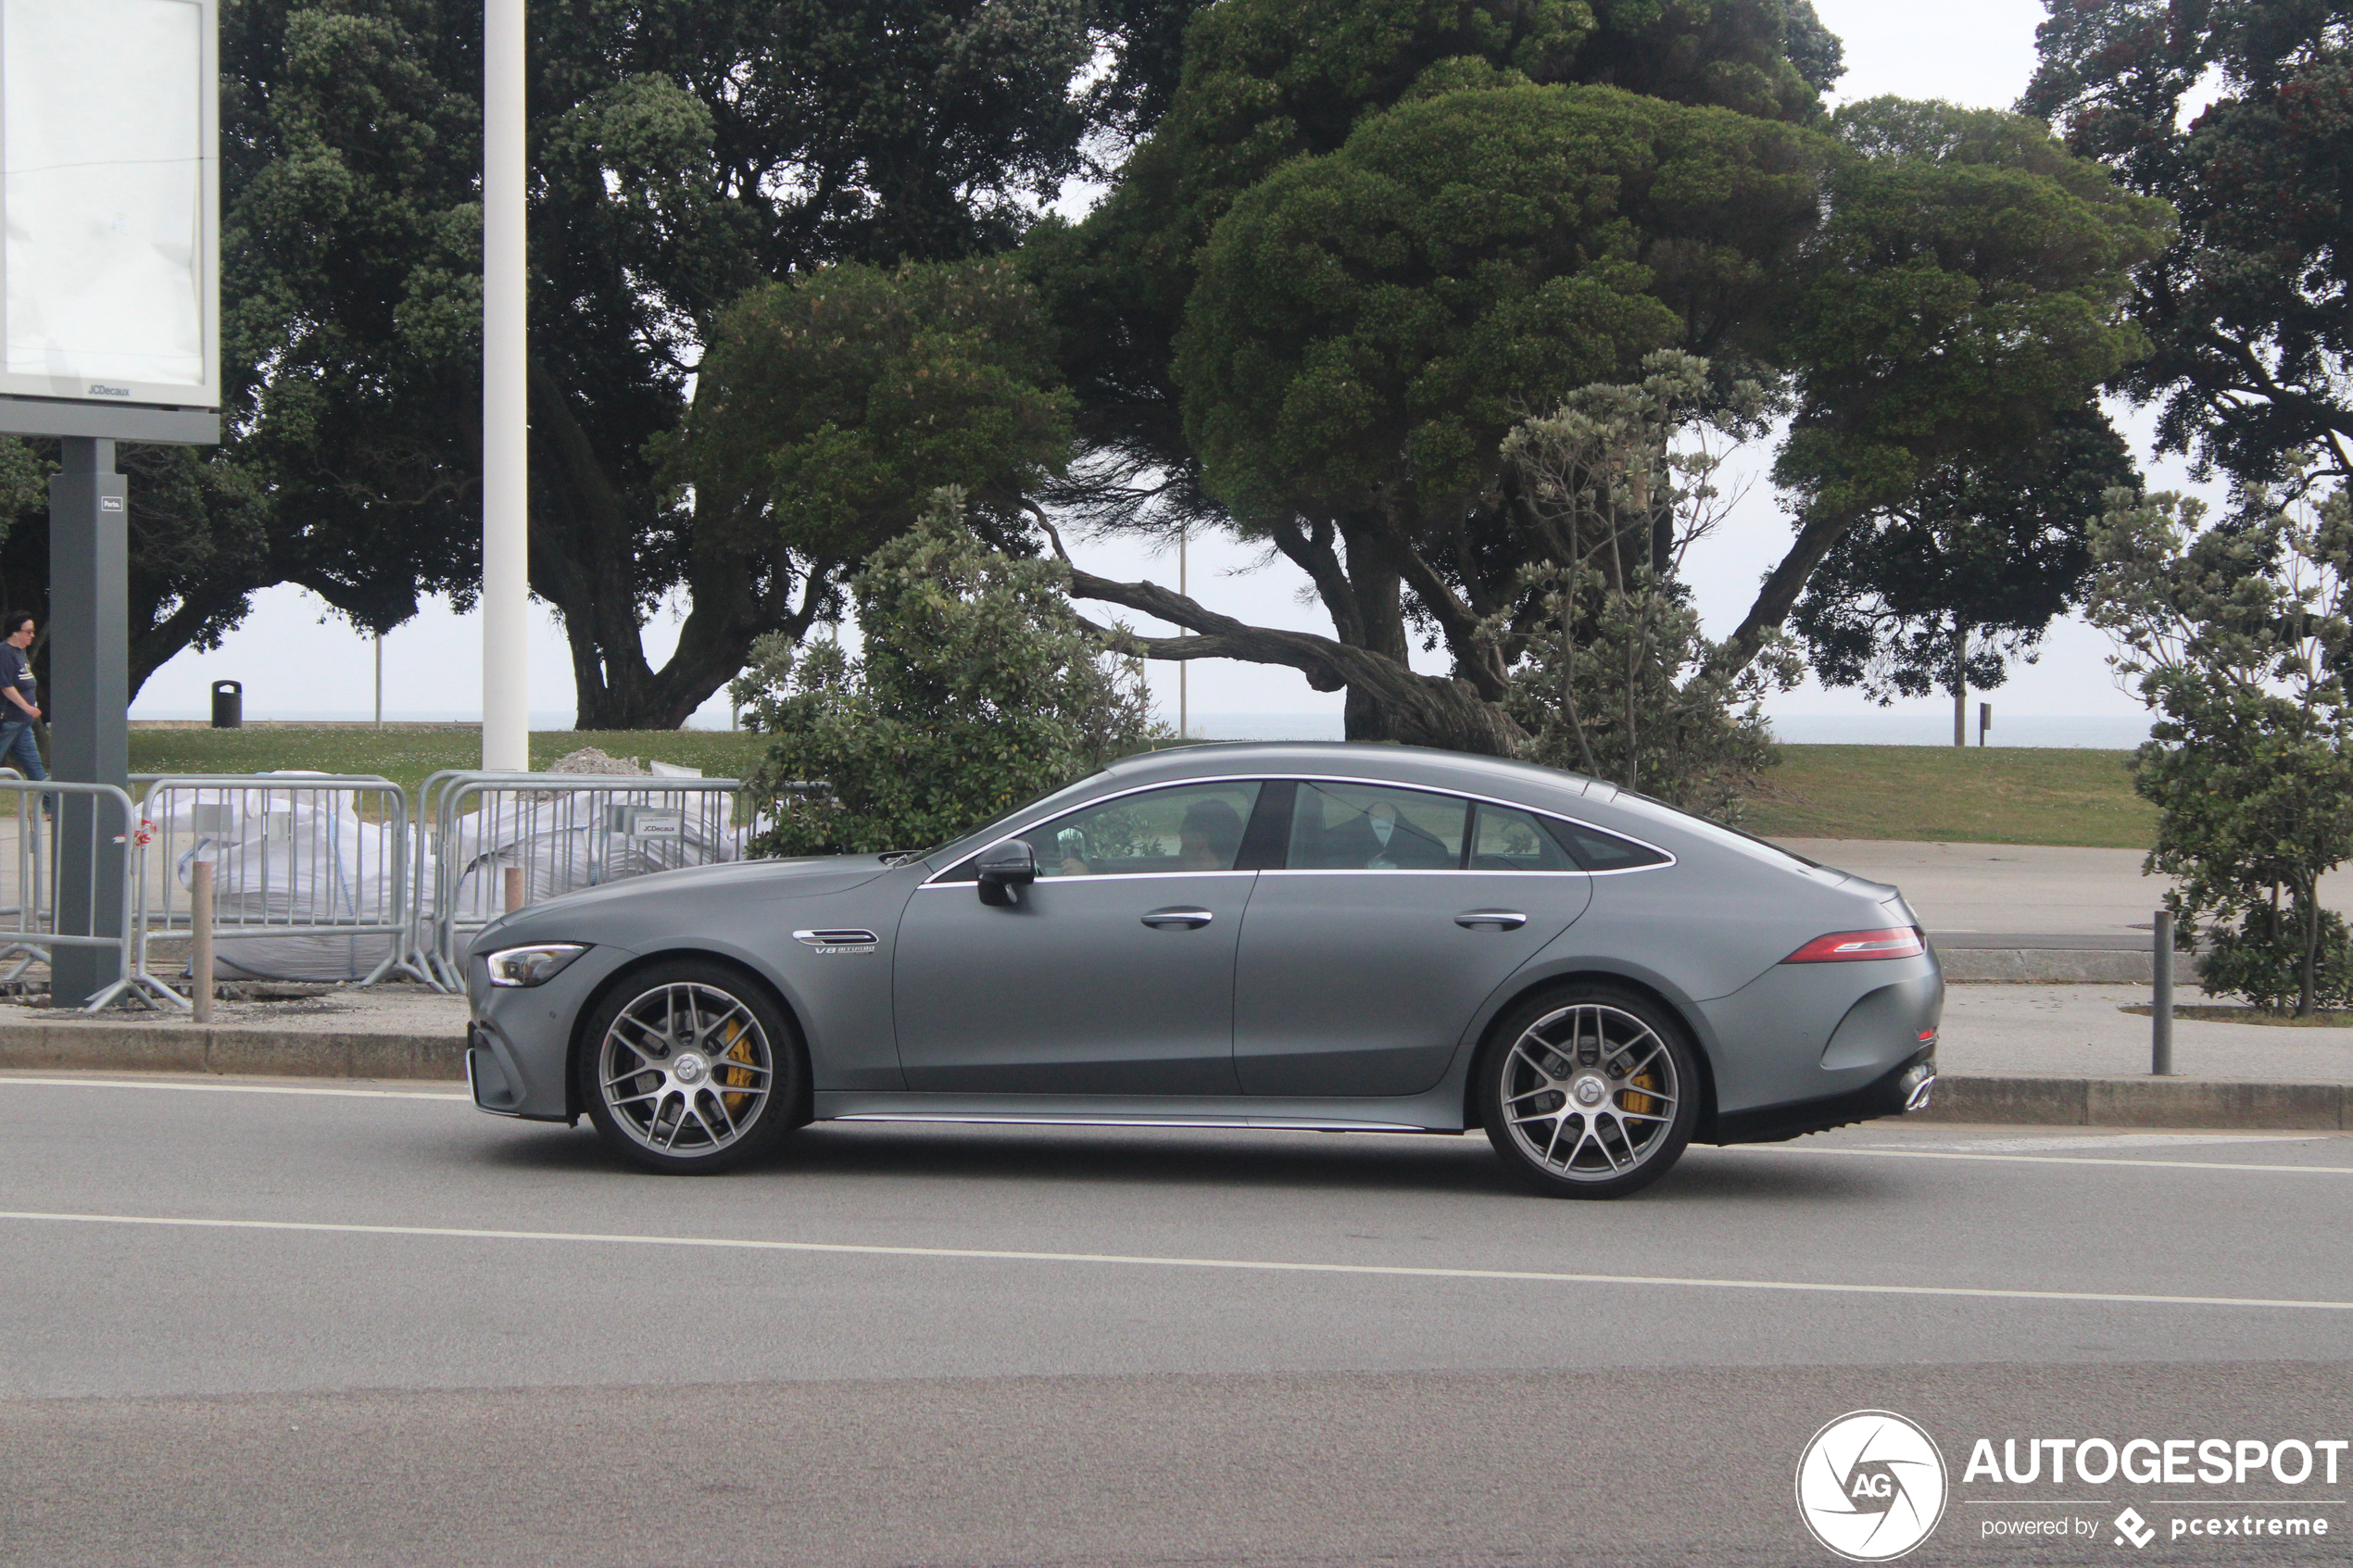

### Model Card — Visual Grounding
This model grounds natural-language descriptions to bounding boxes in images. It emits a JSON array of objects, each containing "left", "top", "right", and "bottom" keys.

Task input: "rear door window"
[{"left": 1287, "top": 783, "right": 1468, "bottom": 871}]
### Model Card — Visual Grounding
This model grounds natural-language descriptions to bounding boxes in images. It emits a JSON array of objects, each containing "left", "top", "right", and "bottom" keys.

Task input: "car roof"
[{"left": 1096, "top": 741, "right": 1612, "bottom": 805}]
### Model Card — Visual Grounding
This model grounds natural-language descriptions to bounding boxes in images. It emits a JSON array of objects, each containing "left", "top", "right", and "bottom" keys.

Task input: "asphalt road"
[{"left": 2, "top": 1074, "right": 2348, "bottom": 1567}]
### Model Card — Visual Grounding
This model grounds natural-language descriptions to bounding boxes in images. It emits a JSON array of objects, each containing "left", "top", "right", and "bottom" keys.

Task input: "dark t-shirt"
[{"left": 0, "top": 645, "right": 36, "bottom": 722}]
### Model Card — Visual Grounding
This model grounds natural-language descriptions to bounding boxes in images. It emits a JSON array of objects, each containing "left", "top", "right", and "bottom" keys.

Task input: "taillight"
[{"left": 1781, "top": 927, "right": 1925, "bottom": 963}]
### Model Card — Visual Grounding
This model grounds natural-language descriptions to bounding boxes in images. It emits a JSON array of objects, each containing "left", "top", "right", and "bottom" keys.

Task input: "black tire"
[
  {"left": 1479, "top": 983, "right": 1699, "bottom": 1199},
  {"left": 576, "top": 960, "right": 804, "bottom": 1173}
]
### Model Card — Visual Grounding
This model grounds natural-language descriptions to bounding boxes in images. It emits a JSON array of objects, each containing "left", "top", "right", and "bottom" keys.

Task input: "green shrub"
[{"left": 732, "top": 490, "right": 1167, "bottom": 857}]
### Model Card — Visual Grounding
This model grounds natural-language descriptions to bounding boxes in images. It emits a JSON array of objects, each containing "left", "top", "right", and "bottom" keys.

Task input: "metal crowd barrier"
[
  {"left": 416, "top": 771, "right": 748, "bottom": 989},
  {"left": 0, "top": 777, "right": 179, "bottom": 1011},
  {"left": 130, "top": 773, "right": 424, "bottom": 995}
]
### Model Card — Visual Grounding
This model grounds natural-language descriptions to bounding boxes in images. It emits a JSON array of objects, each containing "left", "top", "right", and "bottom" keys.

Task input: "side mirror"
[{"left": 975, "top": 839, "right": 1037, "bottom": 906}]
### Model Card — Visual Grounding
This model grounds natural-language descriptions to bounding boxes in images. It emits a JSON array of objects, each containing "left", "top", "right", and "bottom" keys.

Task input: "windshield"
[{"left": 909, "top": 769, "right": 1112, "bottom": 868}]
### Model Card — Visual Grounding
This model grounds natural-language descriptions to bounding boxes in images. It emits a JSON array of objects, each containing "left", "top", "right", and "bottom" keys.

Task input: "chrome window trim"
[
  {"left": 1258, "top": 867, "right": 1585, "bottom": 878},
  {"left": 915, "top": 870, "right": 1258, "bottom": 891},
  {"left": 924, "top": 772, "right": 1677, "bottom": 885}
]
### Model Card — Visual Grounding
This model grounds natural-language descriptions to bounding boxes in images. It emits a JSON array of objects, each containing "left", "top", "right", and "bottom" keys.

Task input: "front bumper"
[
  {"left": 1711, "top": 1045, "right": 1937, "bottom": 1145},
  {"left": 466, "top": 942, "right": 639, "bottom": 1123}
]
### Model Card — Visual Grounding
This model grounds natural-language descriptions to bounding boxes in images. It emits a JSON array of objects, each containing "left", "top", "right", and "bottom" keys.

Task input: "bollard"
[
  {"left": 190, "top": 856, "right": 215, "bottom": 1024},
  {"left": 503, "top": 864, "right": 525, "bottom": 914},
  {"left": 2151, "top": 908, "right": 2174, "bottom": 1076}
]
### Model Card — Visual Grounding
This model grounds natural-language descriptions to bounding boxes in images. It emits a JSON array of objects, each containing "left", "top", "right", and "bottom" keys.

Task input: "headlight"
[{"left": 484, "top": 943, "right": 587, "bottom": 987}]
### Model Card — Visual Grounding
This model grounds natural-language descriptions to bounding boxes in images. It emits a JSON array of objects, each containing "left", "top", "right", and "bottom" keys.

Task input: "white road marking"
[
  {"left": 1738, "top": 1145, "right": 2353, "bottom": 1175},
  {"left": 0, "top": 1209, "right": 2344, "bottom": 1313},
  {"left": 1883, "top": 1133, "right": 2327, "bottom": 1153},
  {"left": 0, "top": 1075, "right": 466, "bottom": 1101}
]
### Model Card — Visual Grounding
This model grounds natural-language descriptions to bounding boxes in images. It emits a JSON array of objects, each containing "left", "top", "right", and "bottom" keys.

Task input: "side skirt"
[{"left": 811, "top": 1090, "right": 1468, "bottom": 1135}]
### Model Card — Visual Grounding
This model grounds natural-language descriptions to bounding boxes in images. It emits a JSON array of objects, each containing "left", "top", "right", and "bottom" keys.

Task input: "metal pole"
[
  {"left": 190, "top": 856, "right": 214, "bottom": 1023},
  {"left": 2152, "top": 908, "right": 2174, "bottom": 1076},
  {"left": 481, "top": 0, "right": 530, "bottom": 771},
  {"left": 1177, "top": 525, "right": 1188, "bottom": 741},
  {"left": 47, "top": 438, "right": 127, "bottom": 1008},
  {"left": 374, "top": 633, "right": 384, "bottom": 728}
]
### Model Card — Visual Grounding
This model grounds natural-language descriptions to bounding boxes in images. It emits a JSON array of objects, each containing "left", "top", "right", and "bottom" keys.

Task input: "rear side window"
[
  {"left": 1544, "top": 817, "right": 1671, "bottom": 872},
  {"left": 1469, "top": 804, "right": 1580, "bottom": 872}
]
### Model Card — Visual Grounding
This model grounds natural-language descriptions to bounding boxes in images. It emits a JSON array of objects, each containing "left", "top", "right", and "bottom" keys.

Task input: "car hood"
[{"left": 468, "top": 854, "right": 900, "bottom": 953}]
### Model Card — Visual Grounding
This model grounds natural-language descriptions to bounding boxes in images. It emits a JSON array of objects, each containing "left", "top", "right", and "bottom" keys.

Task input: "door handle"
[
  {"left": 1455, "top": 909, "right": 1528, "bottom": 931},
  {"left": 1141, "top": 906, "right": 1214, "bottom": 930}
]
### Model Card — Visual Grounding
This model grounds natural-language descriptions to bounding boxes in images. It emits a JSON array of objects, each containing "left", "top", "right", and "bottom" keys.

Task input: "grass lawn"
[
  {"left": 1740, "top": 744, "right": 2155, "bottom": 849},
  {"left": 120, "top": 728, "right": 2156, "bottom": 849},
  {"left": 129, "top": 727, "right": 773, "bottom": 805}
]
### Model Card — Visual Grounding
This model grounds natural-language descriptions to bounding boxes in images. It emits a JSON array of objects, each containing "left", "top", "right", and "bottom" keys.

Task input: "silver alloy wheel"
[
  {"left": 1499, "top": 1002, "right": 1680, "bottom": 1181},
  {"left": 595, "top": 982, "right": 774, "bottom": 1156}
]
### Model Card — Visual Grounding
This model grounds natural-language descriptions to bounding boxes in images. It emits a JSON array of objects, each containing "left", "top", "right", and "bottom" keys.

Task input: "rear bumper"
[{"left": 1710, "top": 1046, "right": 1937, "bottom": 1145}]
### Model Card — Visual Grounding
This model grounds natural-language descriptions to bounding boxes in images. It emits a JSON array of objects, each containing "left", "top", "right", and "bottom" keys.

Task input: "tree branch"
[
  {"left": 1063, "top": 565, "right": 1529, "bottom": 753},
  {"left": 1720, "top": 499, "right": 1861, "bottom": 671}
]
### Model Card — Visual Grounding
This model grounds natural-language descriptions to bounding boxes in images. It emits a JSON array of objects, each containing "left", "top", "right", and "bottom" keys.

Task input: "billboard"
[{"left": 0, "top": 0, "right": 217, "bottom": 411}]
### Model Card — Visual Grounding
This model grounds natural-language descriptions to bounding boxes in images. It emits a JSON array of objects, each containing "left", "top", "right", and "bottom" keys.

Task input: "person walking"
[{"left": 0, "top": 612, "right": 50, "bottom": 813}]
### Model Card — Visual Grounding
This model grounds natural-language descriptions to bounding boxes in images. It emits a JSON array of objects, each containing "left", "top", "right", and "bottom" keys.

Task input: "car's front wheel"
[
  {"left": 1481, "top": 985, "right": 1698, "bottom": 1198},
  {"left": 578, "top": 961, "right": 802, "bottom": 1173}
]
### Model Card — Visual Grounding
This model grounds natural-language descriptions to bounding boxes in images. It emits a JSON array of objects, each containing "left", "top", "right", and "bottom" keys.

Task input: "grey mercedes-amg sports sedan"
[{"left": 464, "top": 743, "right": 1940, "bottom": 1198}]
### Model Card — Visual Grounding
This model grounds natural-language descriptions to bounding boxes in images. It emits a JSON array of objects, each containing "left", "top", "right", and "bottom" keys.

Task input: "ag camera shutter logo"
[{"left": 1796, "top": 1410, "right": 1948, "bottom": 1561}]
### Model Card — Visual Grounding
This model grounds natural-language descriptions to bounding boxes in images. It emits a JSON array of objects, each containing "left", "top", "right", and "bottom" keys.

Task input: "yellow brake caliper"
[{"left": 719, "top": 1018, "right": 758, "bottom": 1115}]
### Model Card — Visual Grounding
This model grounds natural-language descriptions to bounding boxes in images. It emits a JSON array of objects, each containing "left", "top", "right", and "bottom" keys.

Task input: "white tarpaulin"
[
  {"left": 159, "top": 787, "right": 408, "bottom": 983},
  {"left": 3, "top": 0, "right": 207, "bottom": 390}
]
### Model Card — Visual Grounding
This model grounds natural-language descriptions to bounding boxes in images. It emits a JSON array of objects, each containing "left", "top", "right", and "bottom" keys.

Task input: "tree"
[
  {"left": 1030, "top": 0, "right": 2168, "bottom": 751},
  {"left": 1791, "top": 404, "right": 2140, "bottom": 744},
  {"left": 732, "top": 489, "right": 1164, "bottom": 856},
  {"left": 1479, "top": 353, "right": 1798, "bottom": 821},
  {"left": 1726, "top": 98, "right": 2171, "bottom": 670},
  {"left": 2088, "top": 476, "right": 2353, "bottom": 1017},
  {"left": 642, "top": 257, "right": 1076, "bottom": 710},
  {"left": 524, "top": 0, "right": 1201, "bottom": 726},
  {"left": 91, "top": 2, "right": 1190, "bottom": 717},
  {"left": 2027, "top": 0, "right": 2353, "bottom": 497}
]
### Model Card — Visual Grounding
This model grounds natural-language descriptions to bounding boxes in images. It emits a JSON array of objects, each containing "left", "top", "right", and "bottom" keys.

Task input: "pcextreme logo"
[{"left": 1797, "top": 1410, "right": 1950, "bottom": 1562}]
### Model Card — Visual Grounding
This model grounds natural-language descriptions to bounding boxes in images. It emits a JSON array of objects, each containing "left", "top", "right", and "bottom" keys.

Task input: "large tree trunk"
[
  {"left": 527, "top": 361, "right": 826, "bottom": 729},
  {"left": 1719, "top": 496, "right": 1865, "bottom": 675}
]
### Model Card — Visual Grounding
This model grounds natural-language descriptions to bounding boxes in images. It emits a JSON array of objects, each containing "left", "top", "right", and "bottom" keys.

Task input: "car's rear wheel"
[
  {"left": 1481, "top": 985, "right": 1698, "bottom": 1198},
  {"left": 578, "top": 961, "right": 801, "bottom": 1173}
]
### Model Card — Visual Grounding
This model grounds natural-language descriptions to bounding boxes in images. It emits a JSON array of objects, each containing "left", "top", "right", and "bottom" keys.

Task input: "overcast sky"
[{"left": 136, "top": 0, "right": 2203, "bottom": 734}]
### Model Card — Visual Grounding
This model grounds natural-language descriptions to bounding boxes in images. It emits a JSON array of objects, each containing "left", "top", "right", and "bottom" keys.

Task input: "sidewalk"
[
  {"left": 1920, "top": 983, "right": 2352, "bottom": 1131},
  {"left": 0, "top": 984, "right": 468, "bottom": 1080}
]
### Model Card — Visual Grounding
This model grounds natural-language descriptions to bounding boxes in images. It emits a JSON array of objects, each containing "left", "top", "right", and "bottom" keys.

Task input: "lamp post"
[{"left": 481, "top": 0, "right": 530, "bottom": 771}]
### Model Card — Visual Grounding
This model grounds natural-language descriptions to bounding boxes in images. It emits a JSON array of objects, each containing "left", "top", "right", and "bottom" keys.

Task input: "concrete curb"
[
  {"left": 1915, "top": 1074, "right": 2347, "bottom": 1131},
  {"left": 1940, "top": 948, "right": 2171, "bottom": 985},
  {"left": 0, "top": 1022, "right": 465, "bottom": 1082},
  {"left": 0, "top": 1023, "right": 2342, "bottom": 1133}
]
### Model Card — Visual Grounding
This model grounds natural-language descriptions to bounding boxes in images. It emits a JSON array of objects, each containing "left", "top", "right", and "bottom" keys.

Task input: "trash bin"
[{"left": 210, "top": 680, "right": 243, "bottom": 729}]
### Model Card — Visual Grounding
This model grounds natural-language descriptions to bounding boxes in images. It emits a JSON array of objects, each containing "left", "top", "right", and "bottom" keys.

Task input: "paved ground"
[
  {"left": 1781, "top": 838, "right": 2353, "bottom": 939},
  {"left": 1, "top": 1072, "right": 2347, "bottom": 1565},
  {"left": 1939, "top": 984, "right": 2353, "bottom": 1083}
]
